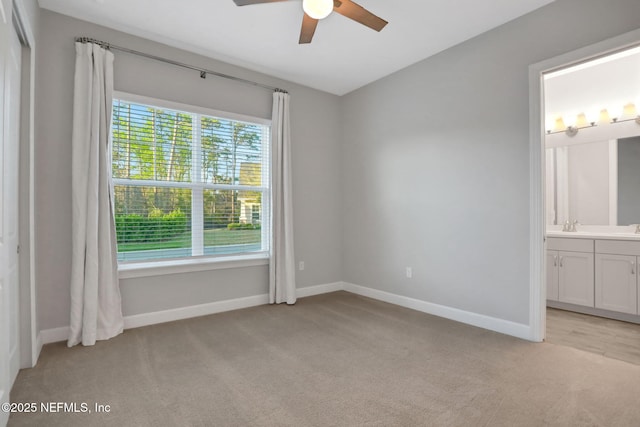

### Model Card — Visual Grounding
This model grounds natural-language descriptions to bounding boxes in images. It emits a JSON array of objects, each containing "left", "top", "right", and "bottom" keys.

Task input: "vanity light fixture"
[
  {"left": 546, "top": 103, "right": 640, "bottom": 136},
  {"left": 551, "top": 113, "right": 593, "bottom": 137},
  {"left": 563, "top": 112, "right": 593, "bottom": 135},
  {"left": 547, "top": 115, "right": 591, "bottom": 136}
]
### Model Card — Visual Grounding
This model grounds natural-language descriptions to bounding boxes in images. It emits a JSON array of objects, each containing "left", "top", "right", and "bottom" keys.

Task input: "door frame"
[
  {"left": 12, "top": 0, "right": 37, "bottom": 368},
  {"left": 528, "top": 28, "right": 640, "bottom": 342}
]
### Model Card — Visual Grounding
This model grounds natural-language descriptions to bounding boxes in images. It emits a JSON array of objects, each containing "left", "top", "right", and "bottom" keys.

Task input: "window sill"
[{"left": 118, "top": 254, "right": 270, "bottom": 279}]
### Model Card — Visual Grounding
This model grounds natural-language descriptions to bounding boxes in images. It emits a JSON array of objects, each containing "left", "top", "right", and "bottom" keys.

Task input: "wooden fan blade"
[
  {"left": 299, "top": 13, "right": 319, "bottom": 44},
  {"left": 233, "top": 0, "right": 292, "bottom": 6},
  {"left": 333, "top": 0, "right": 387, "bottom": 32}
]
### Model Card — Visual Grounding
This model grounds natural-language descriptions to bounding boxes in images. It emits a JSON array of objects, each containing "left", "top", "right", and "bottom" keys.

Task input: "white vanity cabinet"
[
  {"left": 594, "top": 240, "right": 640, "bottom": 315},
  {"left": 558, "top": 252, "right": 595, "bottom": 306},
  {"left": 547, "top": 238, "right": 595, "bottom": 307}
]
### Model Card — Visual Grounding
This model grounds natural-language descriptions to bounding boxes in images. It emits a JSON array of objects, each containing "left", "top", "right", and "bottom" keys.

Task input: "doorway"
[
  {"left": 528, "top": 28, "right": 640, "bottom": 349},
  {"left": 0, "top": 3, "right": 36, "bottom": 424}
]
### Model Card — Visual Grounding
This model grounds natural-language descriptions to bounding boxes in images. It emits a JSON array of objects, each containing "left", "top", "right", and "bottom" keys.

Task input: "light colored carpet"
[{"left": 9, "top": 291, "right": 640, "bottom": 426}]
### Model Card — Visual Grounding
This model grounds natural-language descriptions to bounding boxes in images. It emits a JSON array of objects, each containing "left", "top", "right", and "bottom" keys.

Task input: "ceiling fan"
[{"left": 232, "top": 0, "right": 388, "bottom": 44}]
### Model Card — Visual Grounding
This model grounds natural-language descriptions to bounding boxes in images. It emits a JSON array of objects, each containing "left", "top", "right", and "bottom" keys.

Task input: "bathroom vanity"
[
  {"left": 543, "top": 118, "right": 640, "bottom": 323},
  {"left": 547, "top": 230, "right": 640, "bottom": 323}
]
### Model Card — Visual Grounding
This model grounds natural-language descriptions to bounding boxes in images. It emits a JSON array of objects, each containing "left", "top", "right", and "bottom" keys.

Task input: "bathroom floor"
[{"left": 546, "top": 308, "right": 640, "bottom": 365}]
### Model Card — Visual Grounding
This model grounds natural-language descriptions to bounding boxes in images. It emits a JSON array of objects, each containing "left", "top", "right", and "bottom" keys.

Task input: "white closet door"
[{"left": 1, "top": 15, "right": 23, "bottom": 425}]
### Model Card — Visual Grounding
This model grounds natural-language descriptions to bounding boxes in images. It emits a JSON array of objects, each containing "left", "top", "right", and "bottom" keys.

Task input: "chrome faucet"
[{"left": 562, "top": 220, "right": 578, "bottom": 232}]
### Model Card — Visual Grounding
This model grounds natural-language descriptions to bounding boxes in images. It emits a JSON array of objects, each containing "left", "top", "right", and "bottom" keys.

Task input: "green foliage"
[
  {"left": 227, "top": 223, "right": 261, "bottom": 231},
  {"left": 204, "top": 214, "right": 235, "bottom": 229},
  {"left": 116, "top": 228, "right": 260, "bottom": 252},
  {"left": 112, "top": 102, "right": 192, "bottom": 182},
  {"left": 115, "top": 209, "right": 187, "bottom": 244},
  {"left": 115, "top": 214, "right": 145, "bottom": 243}
]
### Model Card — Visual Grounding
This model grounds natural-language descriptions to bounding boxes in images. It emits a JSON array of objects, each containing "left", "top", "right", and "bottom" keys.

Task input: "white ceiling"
[{"left": 39, "top": 0, "right": 555, "bottom": 95}]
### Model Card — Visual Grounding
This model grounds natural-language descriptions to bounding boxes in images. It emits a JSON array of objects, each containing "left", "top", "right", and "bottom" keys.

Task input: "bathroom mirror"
[{"left": 546, "top": 136, "right": 640, "bottom": 226}]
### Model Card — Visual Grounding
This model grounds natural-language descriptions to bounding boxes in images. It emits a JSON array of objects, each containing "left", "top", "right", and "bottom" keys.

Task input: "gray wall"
[
  {"left": 35, "top": 10, "right": 343, "bottom": 330},
  {"left": 34, "top": 0, "right": 640, "bottom": 334},
  {"left": 341, "top": 0, "right": 640, "bottom": 325},
  {"left": 618, "top": 136, "right": 640, "bottom": 226}
]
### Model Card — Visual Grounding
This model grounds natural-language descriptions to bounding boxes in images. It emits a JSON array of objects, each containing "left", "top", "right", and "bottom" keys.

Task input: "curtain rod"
[{"left": 75, "top": 37, "right": 287, "bottom": 93}]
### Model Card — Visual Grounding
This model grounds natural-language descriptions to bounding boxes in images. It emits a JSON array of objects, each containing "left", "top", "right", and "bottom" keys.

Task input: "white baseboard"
[
  {"left": 38, "top": 281, "right": 533, "bottom": 346},
  {"left": 35, "top": 333, "right": 43, "bottom": 366},
  {"left": 38, "top": 282, "right": 345, "bottom": 345},
  {"left": 344, "top": 282, "right": 533, "bottom": 341},
  {"left": 124, "top": 293, "right": 270, "bottom": 330},
  {"left": 296, "top": 281, "right": 344, "bottom": 298},
  {"left": 39, "top": 326, "right": 70, "bottom": 346}
]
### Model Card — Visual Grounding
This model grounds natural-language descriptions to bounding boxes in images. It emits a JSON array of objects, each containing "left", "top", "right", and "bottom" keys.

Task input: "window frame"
[{"left": 112, "top": 91, "right": 271, "bottom": 276}]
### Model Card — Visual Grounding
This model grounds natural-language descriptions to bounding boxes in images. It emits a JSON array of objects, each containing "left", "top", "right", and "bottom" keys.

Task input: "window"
[{"left": 111, "top": 93, "right": 270, "bottom": 263}]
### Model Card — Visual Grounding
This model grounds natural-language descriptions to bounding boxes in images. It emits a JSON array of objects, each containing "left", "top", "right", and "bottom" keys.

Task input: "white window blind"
[{"left": 111, "top": 94, "right": 270, "bottom": 263}]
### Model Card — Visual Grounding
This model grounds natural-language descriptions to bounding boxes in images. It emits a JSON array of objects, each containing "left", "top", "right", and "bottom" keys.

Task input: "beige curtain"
[
  {"left": 68, "top": 42, "right": 123, "bottom": 347},
  {"left": 269, "top": 91, "right": 296, "bottom": 304}
]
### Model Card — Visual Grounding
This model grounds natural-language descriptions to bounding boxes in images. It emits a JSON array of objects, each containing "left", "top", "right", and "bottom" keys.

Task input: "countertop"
[{"left": 546, "top": 230, "right": 640, "bottom": 241}]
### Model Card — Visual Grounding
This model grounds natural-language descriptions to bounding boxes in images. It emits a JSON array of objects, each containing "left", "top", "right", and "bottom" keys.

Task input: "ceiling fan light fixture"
[{"left": 302, "top": 0, "right": 333, "bottom": 20}]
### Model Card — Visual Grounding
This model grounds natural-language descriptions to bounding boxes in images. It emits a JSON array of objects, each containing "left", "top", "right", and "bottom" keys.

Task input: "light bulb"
[
  {"left": 545, "top": 116, "right": 555, "bottom": 133},
  {"left": 303, "top": 0, "right": 333, "bottom": 20},
  {"left": 585, "top": 107, "right": 599, "bottom": 125},
  {"left": 564, "top": 112, "right": 577, "bottom": 128},
  {"left": 553, "top": 117, "right": 566, "bottom": 133},
  {"left": 598, "top": 109, "right": 611, "bottom": 125},
  {"left": 606, "top": 104, "right": 623, "bottom": 122},
  {"left": 621, "top": 103, "right": 637, "bottom": 120},
  {"left": 575, "top": 113, "right": 589, "bottom": 128}
]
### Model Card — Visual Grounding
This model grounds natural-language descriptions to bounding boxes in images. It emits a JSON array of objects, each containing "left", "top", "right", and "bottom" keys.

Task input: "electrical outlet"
[
  {"left": 299, "top": 261, "right": 305, "bottom": 271},
  {"left": 406, "top": 267, "right": 412, "bottom": 279}
]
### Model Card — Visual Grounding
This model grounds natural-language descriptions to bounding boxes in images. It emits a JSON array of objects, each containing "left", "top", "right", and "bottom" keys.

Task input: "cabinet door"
[
  {"left": 558, "top": 251, "right": 594, "bottom": 307},
  {"left": 595, "top": 254, "right": 637, "bottom": 314},
  {"left": 546, "top": 250, "right": 559, "bottom": 301}
]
